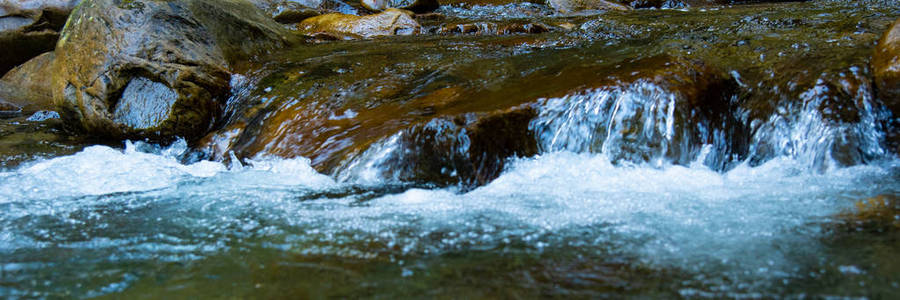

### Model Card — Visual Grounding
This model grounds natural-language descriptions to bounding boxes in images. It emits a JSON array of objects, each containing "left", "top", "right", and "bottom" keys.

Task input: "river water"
[
  {"left": 1, "top": 137, "right": 898, "bottom": 298},
  {"left": 2, "top": 0, "right": 900, "bottom": 298}
]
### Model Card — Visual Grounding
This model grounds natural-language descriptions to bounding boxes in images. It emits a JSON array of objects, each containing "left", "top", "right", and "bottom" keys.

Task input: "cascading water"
[
  {"left": 3, "top": 81, "right": 898, "bottom": 297},
  {"left": 747, "top": 67, "right": 893, "bottom": 171},
  {"left": 2, "top": 0, "right": 900, "bottom": 298},
  {"left": 528, "top": 81, "right": 744, "bottom": 170}
]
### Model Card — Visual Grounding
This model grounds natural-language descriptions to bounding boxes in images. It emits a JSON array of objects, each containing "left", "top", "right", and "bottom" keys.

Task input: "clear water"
[{"left": 1, "top": 138, "right": 898, "bottom": 298}]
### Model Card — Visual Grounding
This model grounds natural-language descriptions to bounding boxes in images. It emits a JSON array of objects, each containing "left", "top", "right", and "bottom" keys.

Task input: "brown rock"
[
  {"left": 53, "top": 0, "right": 296, "bottom": 142},
  {"left": 198, "top": 51, "right": 741, "bottom": 187},
  {"left": 0, "top": 52, "right": 55, "bottom": 111},
  {"left": 833, "top": 194, "right": 900, "bottom": 234},
  {"left": 296, "top": 8, "right": 420, "bottom": 39},
  {"left": 873, "top": 18, "right": 900, "bottom": 112},
  {"left": 0, "top": 0, "right": 80, "bottom": 76},
  {"left": 873, "top": 18, "right": 900, "bottom": 155}
]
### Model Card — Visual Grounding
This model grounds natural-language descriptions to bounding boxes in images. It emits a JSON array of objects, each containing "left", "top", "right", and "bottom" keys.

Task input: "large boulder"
[
  {"left": 52, "top": 0, "right": 296, "bottom": 142},
  {"left": 296, "top": 8, "right": 420, "bottom": 39},
  {"left": 0, "top": 0, "right": 79, "bottom": 76},
  {"left": 0, "top": 52, "right": 55, "bottom": 111}
]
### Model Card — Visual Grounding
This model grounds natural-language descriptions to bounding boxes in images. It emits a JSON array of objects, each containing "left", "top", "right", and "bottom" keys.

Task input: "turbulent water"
[
  {"left": 3, "top": 0, "right": 900, "bottom": 298},
  {"left": 1, "top": 135, "right": 898, "bottom": 297},
  {"left": 2, "top": 72, "right": 899, "bottom": 299},
  {"left": 3, "top": 67, "right": 899, "bottom": 299}
]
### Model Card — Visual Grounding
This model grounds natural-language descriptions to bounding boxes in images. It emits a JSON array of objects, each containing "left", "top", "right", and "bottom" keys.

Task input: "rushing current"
[
  {"left": 1, "top": 126, "right": 898, "bottom": 297},
  {"left": 3, "top": 1, "right": 900, "bottom": 296}
]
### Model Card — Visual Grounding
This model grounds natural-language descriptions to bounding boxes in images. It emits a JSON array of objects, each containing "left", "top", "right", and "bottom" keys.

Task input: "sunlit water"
[{"left": 1, "top": 138, "right": 898, "bottom": 297}]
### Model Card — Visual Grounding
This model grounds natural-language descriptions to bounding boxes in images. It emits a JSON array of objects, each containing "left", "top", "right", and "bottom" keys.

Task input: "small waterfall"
[
  {"left": 747, "top": 67, "right": 893, "bottom": 171},
  {"left": 529, "top": 80, "right": 746, "bottom": 170},
  {"left": 335, "top": 118, "right": 479, "bottom": 186},
  {"left": 334, "top": 72, "right": 894, "bottom": 185}
]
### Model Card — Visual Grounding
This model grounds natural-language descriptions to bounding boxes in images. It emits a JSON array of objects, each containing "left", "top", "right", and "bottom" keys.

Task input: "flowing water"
[
  {"left": 2, "top": 0, "right": 900, "bottom": 298},
  {"left": 0, "top": 139, "right": 898, "bottom": 298}
]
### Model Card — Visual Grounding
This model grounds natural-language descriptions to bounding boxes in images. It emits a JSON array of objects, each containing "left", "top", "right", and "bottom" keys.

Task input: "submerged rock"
[
  {"left": 832, "top": 194, "right": 900, "bottom": 234},
  {"left": 0, "top": 52, "right": 55, "bottom": 111},
  {"left": 547, "top": 0, "right": 631, "bottom": 14},
  {"left": 52, "top": 0, "right": 296, "bottom": 142},
  {"left": 0, "top": 98, "right": 21, "bottom": 118},
  {"left": 0, "top": 0, "right": 80, "bottom": 76},
  {"left": 296, "top": 8, "right": 420, "bottom": 39},
  {"left": 360, "top": 0, "right": 439, "bottom": 13}
]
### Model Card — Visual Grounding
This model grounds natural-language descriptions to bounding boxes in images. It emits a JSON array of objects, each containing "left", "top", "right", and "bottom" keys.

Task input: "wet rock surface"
[
  {"left": 52, "top": 0, "right": 296, "bottom": 142},
  {"left": 874, "top": 18, "right": 900, "bottom": 110},
  {"left": 251, "top": 0, "right": 322, "bottom": 23},
  {"left": 0, "top": 51, "right": 56, "bottom": 111},
  {"left": 250, "top": 0, "right": 368, "bottom": 23},
  {"left": 192, "top": 0, "right": 900, "bottom": 187},
  {"left": 200, "top": 41, "right": 739, "bottom": 187},
  {"left": 873, "top": 18, "right": 900, "bottom": 152},
  {"left": 296, "top": 8, "right": 421, "bottom": 39},
  {"left": 0, "top": 0, "right": 79, "bottom": 76}
]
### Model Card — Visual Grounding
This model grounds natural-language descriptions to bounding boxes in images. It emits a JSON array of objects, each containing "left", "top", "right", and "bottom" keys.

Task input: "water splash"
[
  {"left": 748, "top": 67, "right": 892, "bottom": 171},
  {"left": 0, "top": 138, "right": 897, "bottom": 297},
  {"left": 529, "top": 81, "right": 744, "bottom": 170}
]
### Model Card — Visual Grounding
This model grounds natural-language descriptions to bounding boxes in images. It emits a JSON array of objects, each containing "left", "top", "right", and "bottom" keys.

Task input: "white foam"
[
  {"left": 0, "top": 145, "right": 225, "bottom": 201},
  {"left": 0, "top": 140, "right": 896, "bottom": 291}
]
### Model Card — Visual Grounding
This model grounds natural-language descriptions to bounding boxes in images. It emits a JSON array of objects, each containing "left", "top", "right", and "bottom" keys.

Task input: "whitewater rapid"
[{"left": 1, "top": 139, "right": 897, "bottom": 298}]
